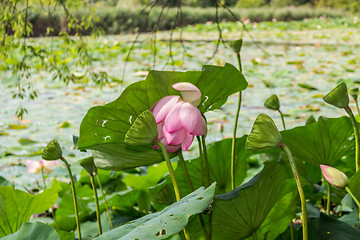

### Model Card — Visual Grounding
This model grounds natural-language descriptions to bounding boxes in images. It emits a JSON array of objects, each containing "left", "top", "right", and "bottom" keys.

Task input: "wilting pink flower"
[
  {"left": 26, "top": 160, "right": 58, "bottom": 174},
  {"left": 150, "top": 82, "right": 206, "bottom": 153},
  {"left": 320, "top": 164, "right": 349, "bottom": 189}
]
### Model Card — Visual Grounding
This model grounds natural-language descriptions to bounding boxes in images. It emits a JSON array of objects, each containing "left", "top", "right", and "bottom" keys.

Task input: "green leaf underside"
[
  {"left": 349, "top": 170, "right": 360, "bottom": 202},
  {"left": 1, "top": 222, "right": 60, "bottom": 240},
  {"left": 281, "top": 116, "right": 354, "bottom": 166},
  {"left": 78, "top": 64, "right": 247, "bottom": 170},
  {"left": 212, "top": 161, "right": 296, "bottom": 240},
  {"left": 0, "top": 180, "right": 62, "bottom": 237},
  {"left": 124, "top": 110, "right": 158, "bottom": 146},
  {"left": 94, "top": 183, "right": 216, "bottom": 240},
  {"left": 318, "top": 213, "right": 360, "bottom": 239}
]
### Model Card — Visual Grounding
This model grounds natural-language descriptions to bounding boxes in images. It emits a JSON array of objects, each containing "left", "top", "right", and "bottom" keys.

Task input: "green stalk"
[
  {"left": 252, "top": 232, "right": 258, "bottom": 240},
  {"left": 196, "top": 136, "right": 204, "bottom": 186},
  {"left": 96, "top": 174, "right": 113, "bottom": 229},
  {"left": 201, "top": 136, "right": 212, "bottom": 239},
  {"left": 60, "top": 157, "right": 81, "bottom": 240},
  {"left": 41, "top": 167, "right": 47, "bottom": 188},
  {"left": 290, "top": 221, "right": 294, "bottom": 240},
  {"left": 356, "top": 100, "right": 360, "bottom": 118},
  {"left": 345, "top": 186, "right": 360, "bottom": 209},
  {"left": 90, "top": 173, "right": 102, "bottom": 236},
  {"left": 279, "top": 144, "right": 308, "bottom": 240},
  {"left": 231, "top": 52, "right": 243, "bottom": 190},
  {"left": 179, "top": 152, "right": 210, "bottom": 240},
  {"left": 178, "top": 152, "right": 194, "bottom": 191},
  {"left": 201, "top": 136, "right": 210, "bottom": 187},
  {"left": 325, "top": 180, "right": 331, "bottom": 215},
  {"left": 157, "top": 141, "right": 181, "bottom": 201},
  {"left": 345, "top": 106, "right": 360, "bottom": 171},
  {"left": 156, "top": 142, "right": 190, "bottom": 240},
  {"left": 278, "top": 109, "right": 286, "bottom": 130}
]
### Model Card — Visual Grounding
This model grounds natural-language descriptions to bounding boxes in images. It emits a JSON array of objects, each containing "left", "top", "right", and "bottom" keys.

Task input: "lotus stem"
[
  {"left": 345, "top": 186, "right": 360, "bottom": 219},
  {"left": 326, "top": 180, "right": 331, "bottom": 215},
  {"left": 231, "top": 52, "right": 243, "bottom": 190},
  {"left": 41, "top": 167, "right": 47, "bottom": 188},
  {"left": 157, "top": 141, "right": 181, "bottom": 201},
  {"left": 278, "top": 109, "right": 286, "bottom": 130},
  {"left": 96, "top": 174, "right": 113, "bottom": 229},
  {"left": 356, "top": 100, "right": 360, "bottom": 118},
  {"left": 179, "top": 152, "right": 210, "bottom": 240},
  {"left": 197, "top": 136, "right": 205, "bottom": 186},
  {"left": 201, "top": 136, "right": 212, "bottom": 239},
  {"left": 345, "top": 106, "right": 360, "bottom": 172},
  {"left": 290, "top": 220, "right": 294, "bottom": 240},
  {"left": 279, "top": 143, "right": 308, "bottom": 240},
  {"left": 90, "top": 173, "right": 102, "bottom": 235},
  {"left": 60, "top": 157, "right": 82, "bottom": 240}
]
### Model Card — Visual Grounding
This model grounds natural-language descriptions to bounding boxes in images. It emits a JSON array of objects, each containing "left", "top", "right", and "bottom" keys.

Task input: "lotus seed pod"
[
  {"left": 79, "top": 156, "right": 97, "bottom": 174},
  {"left": 229, "top": 39, "right": 243, "bottom": 54},
  {"left": 264, "top": 95, "right": 280, "bottom": 111},
  {"left": 42, "top": 140, "right": 63, "bottom": 160},
  {"left": 323, "top": 82, "right": 349, "bottom": 109},
  {"left": 245, "top": 114, "right": 282, "bottom": 151}
]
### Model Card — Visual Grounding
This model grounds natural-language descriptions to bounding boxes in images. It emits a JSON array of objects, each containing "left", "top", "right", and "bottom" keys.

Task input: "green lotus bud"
[
  {"left": 264, "top": 95, "right": 280, "bottom": 111},
  {"left": 350, "top": 87, "right": 359, "bottom": 101},
  {"left": 125, "top": 110, "right": 158, "bottom": 146},
  {"left": 42, "top": 140, "right": 63, "bottom": 160},
  {"left": 323, "top": 82, "right": 349, "bottom": 108},
  {"left": 306, "top": 115, "right": 316, "bottom": 125},
  {"left": 245, "top": 114, "right": 282, "bottom": 151},
  {"left": 229, "top": 39, "right": 243, "bottom": 54},
  {"left": 79, "top": 156, "right": 96, "bottom": 174}
]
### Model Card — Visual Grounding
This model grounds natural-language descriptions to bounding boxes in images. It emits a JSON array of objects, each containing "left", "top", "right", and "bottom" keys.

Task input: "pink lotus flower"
[
  {"left": 26, "top": 159, "right": 58, "bottom": 174},
  {"left": 150, "top": 82, "right": 206, "bottom": 153},
  {"left": 320, "top": 164, "right": 349, "bottom": 189}
]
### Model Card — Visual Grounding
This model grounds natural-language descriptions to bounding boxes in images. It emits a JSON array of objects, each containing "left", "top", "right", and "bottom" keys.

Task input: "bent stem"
[
  {"left": 345, "top": 186, "right": 360, "bottom": 219},
  {"left": 356, "top": 99, "right": 360, "bottom": 118},
  {"left": 90, "top": 173, "right": 102, "bottom": 236},
  {"left": 278, "top": 109, "right": 286, "bottom": 130},
  {"left": 60, "top": 157, "right": 81, "bottom": 240},
  {"left": 279, "top": 143, "right": 308, "bottom": 240},
  {"left": 231, "top": 51, "right": 243, "bottom": 190},
  {"left": 179, "top": 152, "right": 210, "bottom": 240},
  {"left": 96, "top": 174, "right": 113, "bottom": 229},
  {"left": 345, "top": 106, "right": 360, "bottom": 171},
  {"left": 41, "top": 167, "right": 47, "bottom": 188}
]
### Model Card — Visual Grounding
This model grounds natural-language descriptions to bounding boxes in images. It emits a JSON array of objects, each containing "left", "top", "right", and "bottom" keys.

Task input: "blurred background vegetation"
[{"left": 8, "top": 0, "right": 359, "bottom": 37}]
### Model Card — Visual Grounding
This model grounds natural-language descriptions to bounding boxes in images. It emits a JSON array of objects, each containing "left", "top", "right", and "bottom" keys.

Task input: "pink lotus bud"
[
  {"left": 320, "top": 165, "right": 349, "bottom": 189},
  {"left": 172, "top": 82, "right": 201, "bottom": 107}
]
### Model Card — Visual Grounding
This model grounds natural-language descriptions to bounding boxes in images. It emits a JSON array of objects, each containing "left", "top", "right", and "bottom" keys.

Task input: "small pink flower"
[
  {"left": 150, "top": 82, "right": 206, "bottom": 153},
  {"left": 26, "top": 160, "right": 58, "bottom": 174},
  {"left": 320, "top": 164, "right": 349, "bottom": 189}
]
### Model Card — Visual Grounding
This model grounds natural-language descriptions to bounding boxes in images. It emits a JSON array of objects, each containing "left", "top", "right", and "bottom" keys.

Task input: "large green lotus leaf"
[
  {"left": 281, "top": 116, "right": 354, "bottom": 166},
  {"left": 349, "top": 170, "right": 360, "bottom": 201},
  {"left": 1, "top": 222, "right": 60, "bottom": 240},
  {"left": 0, "top": 180, "right": 61, "bottom": 237},
  {"left": 318, "top": 213, "right": 360, "bottom": 239},
  {"left": 212, "top": 161, "right": 296, "bottom": 240},
  {"left": 175, "top": 136, "right": 250, "bottom": 196},
  {"left": 94, "top": 183, "right": 216, "bottom": 240},
  {"left": 78, "top": 64, "right": 247, "bottom": 170}
]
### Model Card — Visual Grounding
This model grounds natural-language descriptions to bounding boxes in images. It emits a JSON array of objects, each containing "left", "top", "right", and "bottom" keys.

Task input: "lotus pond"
[{"left": 1, "top": 17, "right": 360, "bottom": 240}]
